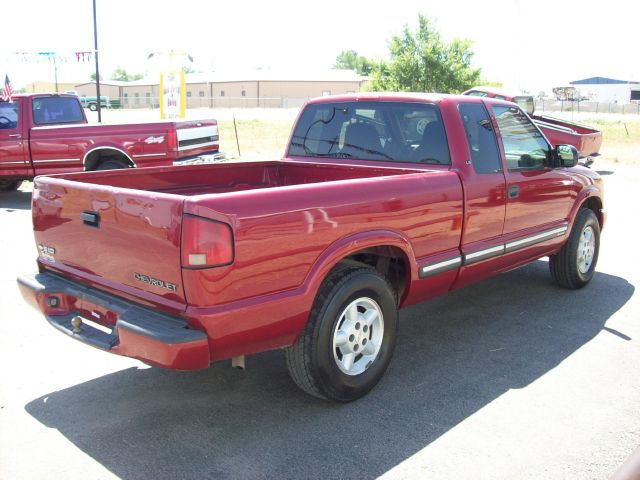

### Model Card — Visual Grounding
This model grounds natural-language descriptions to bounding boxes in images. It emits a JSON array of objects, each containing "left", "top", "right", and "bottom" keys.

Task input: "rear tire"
[
  {"left": 549, "top": 208, "right": 600, "bottom": 289},
  {"left": 95, "top": 159, "right": 129, "bottom": 171},
  {"left": 285, "top": 265, "right": 398, "bottom": 402},
  {"left": 89, "top": 103, "right": 98, "bottom": 112},
  {"left": 0, "top": 179, "right": 21, "bottom": 191}
]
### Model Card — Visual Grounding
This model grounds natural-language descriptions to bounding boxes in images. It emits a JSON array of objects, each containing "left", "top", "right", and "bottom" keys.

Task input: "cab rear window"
[
  {"left": 289, "top": 101, "right": 450, "bottom": 165},
  {"left": 32, "top": 97, "right": 84, "bottom": 125}
]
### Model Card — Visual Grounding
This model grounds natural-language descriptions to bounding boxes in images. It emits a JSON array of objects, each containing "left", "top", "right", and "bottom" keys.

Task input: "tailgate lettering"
[{"left": 133, "top": 272, "right": 177, "bottom": 292}]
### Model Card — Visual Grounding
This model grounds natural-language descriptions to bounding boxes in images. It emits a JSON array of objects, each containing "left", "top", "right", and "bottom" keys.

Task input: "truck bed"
[
  {"left": 56, "top": 161, "right": 426, "bottom": 196},
  {"left": 532, "top": 114, "right": 602, "bottom": 157},
  {"left": 33, "top": 160, "right": 461, "bottom": 314}
]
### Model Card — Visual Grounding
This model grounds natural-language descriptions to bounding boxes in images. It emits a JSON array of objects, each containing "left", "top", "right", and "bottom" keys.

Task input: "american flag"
[{"left": 2, "top": 75, "right": 14, "bottom": 102}]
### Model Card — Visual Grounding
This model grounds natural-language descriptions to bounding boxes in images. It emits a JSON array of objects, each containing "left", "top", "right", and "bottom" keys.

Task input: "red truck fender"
[
  {"left": 301, "top": 229, "right": 418, "bottom": 304},
  {"left": 568, "top": 185, "right": 605, "bottom": 230},
  {"left": 82, "top": 144, "right": 136, "bottom": 170}
]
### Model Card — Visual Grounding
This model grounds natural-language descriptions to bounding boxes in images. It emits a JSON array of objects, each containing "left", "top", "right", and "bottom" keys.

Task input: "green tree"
[
  {"left": 89, "top": 72, "right": 103, "bottom": 81},
  {"left": 109, "top": 68, "right": 143, "bottom": 81},
  {"left": 334, "top": 50, "right": 374, "bottom": 76},
  {"left": 369, "top": 15, "right": 481, "bottom": 93}
]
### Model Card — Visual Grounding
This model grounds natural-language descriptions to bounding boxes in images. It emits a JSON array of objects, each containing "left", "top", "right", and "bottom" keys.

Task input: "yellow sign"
[{"left": 159, "top": 69, "right": 185, "bottom": 119}]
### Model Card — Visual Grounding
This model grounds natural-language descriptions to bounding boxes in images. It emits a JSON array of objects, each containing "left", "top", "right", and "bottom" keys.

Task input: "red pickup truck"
[
  {"left": 0, "top": 93, "right": 221, "bottom": 191},
  {"left": 18, "top": 93, "right": 605, "bottom": 402},
  {"left": 463, "top": 86, "right": 603, "bottom": 160}
]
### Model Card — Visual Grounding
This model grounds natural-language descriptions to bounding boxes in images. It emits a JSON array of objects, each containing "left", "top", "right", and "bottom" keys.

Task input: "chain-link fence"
[
  {"left": 109, "top": 96, "right": 311, "bottom": 110},
  {"left": 535, "top": 99, "right": 640, "bottom": 115}
]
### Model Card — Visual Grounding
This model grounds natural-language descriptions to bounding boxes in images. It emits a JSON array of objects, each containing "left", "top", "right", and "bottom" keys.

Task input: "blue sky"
[{"left": 2, "top": 0, "right": 637, "bottom": 94}]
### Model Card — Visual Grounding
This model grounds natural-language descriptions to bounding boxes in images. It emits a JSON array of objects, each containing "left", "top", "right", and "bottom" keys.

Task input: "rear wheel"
[
  {"left": 0, "top": 179, "right": 21, "bottom": 191},
  {"left": 550, "top": 208, "right": 600, "bottom": 288},
  {"left": 95, "top": 159, "right": 129, "bottom": 171},
  {"left": 285, "top": 264, "right": 398, "bottom": 402},
  {"left": 88, "top": 103, "right": 98, "bottom": 111}
]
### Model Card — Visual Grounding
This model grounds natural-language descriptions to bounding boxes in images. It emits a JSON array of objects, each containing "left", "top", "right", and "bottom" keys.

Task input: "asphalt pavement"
[{"left": 0, "top": 160, "right": 638, "bottom": 480}]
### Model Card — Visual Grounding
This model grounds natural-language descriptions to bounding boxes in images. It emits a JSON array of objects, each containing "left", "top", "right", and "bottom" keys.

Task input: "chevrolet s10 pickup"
[
  {"left": 18, "top": 93, "right": 605, "bottom": 402},
  {"left": 0, "top": 93, "right": 222, "bottom": 191}
]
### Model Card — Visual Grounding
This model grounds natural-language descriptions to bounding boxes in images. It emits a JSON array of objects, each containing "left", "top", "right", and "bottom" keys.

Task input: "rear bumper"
[
  {"left": 173, "top": 150, "right": 226, "bottom": 166},
  {"left": 17, "top": 272, "right": 210, "bottom": 370}
]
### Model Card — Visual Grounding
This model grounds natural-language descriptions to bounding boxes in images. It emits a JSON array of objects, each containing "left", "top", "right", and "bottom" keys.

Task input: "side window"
[
  {"left": 458, "top": 103, "right": 502, "bottom": 174},
  {"left": 32, "top": 97, "right": 83, "bottom": 125},
  {"left": 0, "top": 101, "right": 18, "bottom": 129},
  {"left": 492, "top": 105, "right": 551, "bottom": 171}
]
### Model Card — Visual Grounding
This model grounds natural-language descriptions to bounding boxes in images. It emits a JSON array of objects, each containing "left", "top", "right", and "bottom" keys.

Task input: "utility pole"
[
  {"left": 92, "top": 0, "right": 102, "bottom": 122},
  {"left": 53, "top": 55, "right": 59, "bottom": 93}
]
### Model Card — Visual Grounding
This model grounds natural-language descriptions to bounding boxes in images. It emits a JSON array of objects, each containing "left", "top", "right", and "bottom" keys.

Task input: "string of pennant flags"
[{"left": 7, "top": 51, "right": 96, "bottom": 63}]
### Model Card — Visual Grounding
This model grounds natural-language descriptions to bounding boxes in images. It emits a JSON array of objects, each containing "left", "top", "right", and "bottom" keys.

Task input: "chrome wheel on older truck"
[
  {"left": 550, "top": 208, "right": 600, "bottom": 289},
  {"left": 285, "top": 264, "right": 398, "bottom": 402}
]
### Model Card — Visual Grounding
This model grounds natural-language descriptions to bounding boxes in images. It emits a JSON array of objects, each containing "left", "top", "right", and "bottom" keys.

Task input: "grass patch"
[
  {"left": 218, "top": 119, "right": 295, "bottom": 159},
  {"left": 216, "top": 115, "right": 638, "bottom": 165},
  {"left": 586, "top": 120, "right": 640, "bottom": 144}
]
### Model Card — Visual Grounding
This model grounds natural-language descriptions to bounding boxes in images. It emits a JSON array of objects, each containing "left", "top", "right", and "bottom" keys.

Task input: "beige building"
[
  {"left": 74, "top": 80, "right": 159, "bottom": 108},
  {"left": 23, "top": 81, "right": 78, "bottom": 94},
  {"left": 73, "top": 70, "right": 369, "bottom": 109}
]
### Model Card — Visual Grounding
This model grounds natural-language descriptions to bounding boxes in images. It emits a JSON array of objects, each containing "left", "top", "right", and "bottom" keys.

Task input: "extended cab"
[
  {"left": 0, "top": 93, "right": 222, "bottom": 191},
  {"left": 18, "top": 93, "right": 605, "bottom": 402}
]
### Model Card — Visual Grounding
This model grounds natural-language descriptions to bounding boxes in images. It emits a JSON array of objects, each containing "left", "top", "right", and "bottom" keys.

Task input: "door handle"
[
  {"left": 8, "top": 134, "right": 21, "bottom": 138},
  {"left": 508, "top": 185, "right": 520, "bottom": 199}
]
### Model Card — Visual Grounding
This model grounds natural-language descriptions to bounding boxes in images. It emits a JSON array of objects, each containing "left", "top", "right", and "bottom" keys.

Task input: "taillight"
[
  {"left": 167, "top": 129, "right": 178, "bottom": 153},
  {"left": 181, "top": 215, "right": 233, "bottom": 268}
]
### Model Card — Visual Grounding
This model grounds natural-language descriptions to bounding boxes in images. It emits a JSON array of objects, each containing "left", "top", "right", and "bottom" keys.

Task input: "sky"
[{"left": 2, "top": 0, "right": 637, "bottom": 95}]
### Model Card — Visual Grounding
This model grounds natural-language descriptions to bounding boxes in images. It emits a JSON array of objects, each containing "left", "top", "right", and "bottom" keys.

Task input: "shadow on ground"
[
  {"left": 0, "top": 184, "right": 32, "bottom": 211},
  {"left": 26, "top": 261, "right": 634, "bottom": 480}
]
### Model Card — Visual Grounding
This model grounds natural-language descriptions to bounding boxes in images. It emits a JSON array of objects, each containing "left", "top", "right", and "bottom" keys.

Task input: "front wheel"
[
  {"left": 88, "top": 103, "right": 98, "bottom": 111},
  {"left": 550, "top": 208, "right": 600, "bottom": 289},
  {"left": 285, "top": 265, "right": 398, "bottom": 402}
]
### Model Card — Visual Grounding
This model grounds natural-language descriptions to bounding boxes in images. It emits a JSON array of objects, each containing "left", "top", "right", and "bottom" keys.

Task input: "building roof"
[
  {"left": 75, "top": 80, "right": 134, "bottom": 88},
  {"left": 570, "top": 76, "right": 638, "bottom": 85}
]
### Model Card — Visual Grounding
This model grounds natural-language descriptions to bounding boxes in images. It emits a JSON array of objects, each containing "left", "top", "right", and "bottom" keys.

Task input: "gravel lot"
[{"left": 0, "top": 157, "right": 638, "bottom": 480}]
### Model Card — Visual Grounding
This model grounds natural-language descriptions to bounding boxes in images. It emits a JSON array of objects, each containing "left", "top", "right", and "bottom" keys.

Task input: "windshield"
[{"left": 288, "top": 101, "right": 450, "bottom": 165}]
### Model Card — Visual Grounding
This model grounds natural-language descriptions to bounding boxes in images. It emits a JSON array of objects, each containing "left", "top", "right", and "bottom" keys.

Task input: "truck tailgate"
[{"left": 32, "top": 177, "right": 187, "bottom": 310}]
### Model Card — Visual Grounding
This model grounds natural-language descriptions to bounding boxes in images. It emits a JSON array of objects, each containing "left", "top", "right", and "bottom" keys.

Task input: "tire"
[
  {"left": 549, "top": 208, "right": 600, "bottom": 289},
  {"left": 95, "top": 159, "right": 128, "bottom": 171},
  {"left": 0, "top": 179, "right": 22, "bottom": 191},
  {"left": 285, "top": 265, "right": 398, "bottom": 402},
  {"left": 89, "top": 103, "right": 97, "bottom": 111}
]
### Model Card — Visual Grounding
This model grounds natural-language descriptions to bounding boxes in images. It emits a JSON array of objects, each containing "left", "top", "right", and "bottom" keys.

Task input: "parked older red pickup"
[
  {"left": 18, "top": 93, "right": 605, "bottom": 402},
  {"left": 0, "top": 93, "right": 221, "bottom": 191}
]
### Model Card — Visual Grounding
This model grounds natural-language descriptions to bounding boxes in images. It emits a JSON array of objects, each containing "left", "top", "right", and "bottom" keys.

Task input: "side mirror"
[{"left": 555, "top": 144, "right": 579, "bottom": 167}]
